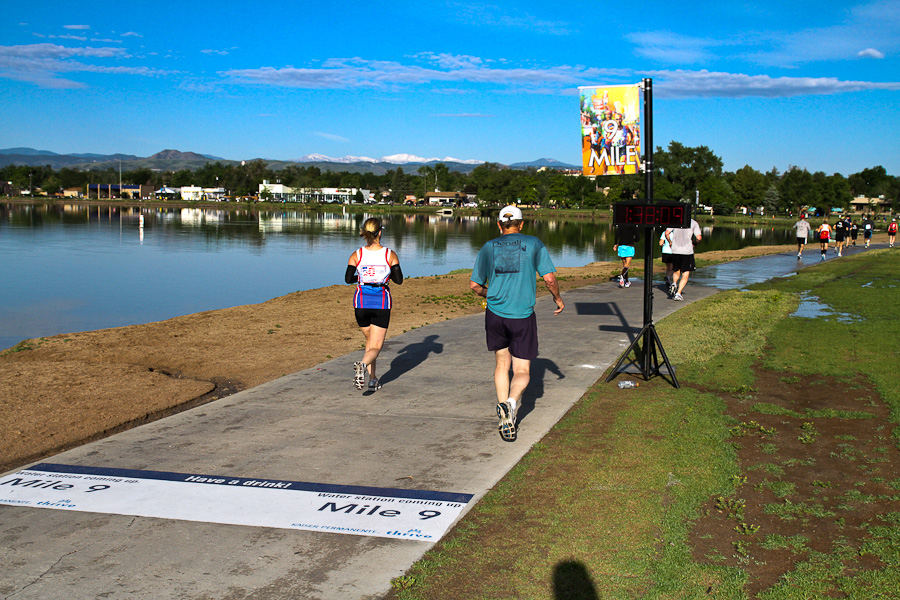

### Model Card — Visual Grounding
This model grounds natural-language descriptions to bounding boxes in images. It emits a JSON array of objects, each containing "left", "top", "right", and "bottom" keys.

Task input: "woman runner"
[{"left": 345, "top": 217, "right": 403, "bottom": 391}]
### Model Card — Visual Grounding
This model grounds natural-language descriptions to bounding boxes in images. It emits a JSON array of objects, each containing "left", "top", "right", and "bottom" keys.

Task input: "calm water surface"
[{"left": 0, "top": 203, "right": 795, "bottom": 350}]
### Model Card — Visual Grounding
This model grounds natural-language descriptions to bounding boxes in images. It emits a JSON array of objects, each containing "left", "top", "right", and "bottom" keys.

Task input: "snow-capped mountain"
[{"left": 294, "top": 153, "right": 483, "bottom": 165}]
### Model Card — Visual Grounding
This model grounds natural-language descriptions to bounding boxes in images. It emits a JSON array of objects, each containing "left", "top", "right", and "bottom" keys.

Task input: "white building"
[
  {"left": 258, "top": 182, "right": 370, "bottom": 204},
  {"left": 180, "top": 186, "right": 227, "bottom": 201}
]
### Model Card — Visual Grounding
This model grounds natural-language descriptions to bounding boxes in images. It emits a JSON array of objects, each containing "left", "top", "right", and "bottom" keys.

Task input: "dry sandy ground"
[{"left": 0, "top": 242, "right": 857, "bottom": 472}]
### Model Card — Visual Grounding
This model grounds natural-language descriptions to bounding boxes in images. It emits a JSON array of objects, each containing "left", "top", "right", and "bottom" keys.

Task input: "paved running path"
[{"left": 0, "top": 244, "right": 881, "bottom": 599}]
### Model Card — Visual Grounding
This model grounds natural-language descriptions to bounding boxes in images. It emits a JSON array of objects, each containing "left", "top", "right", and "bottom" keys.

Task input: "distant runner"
[
  {"left": 816, "top": 218, "right": 832, "bottom": 261},
  {"left": 613, "top": 224, "right": 640, "bottom": 288},
  {"left": 792, "top": 214, "right": 812, "bottom": 259},
  {"left": 849, "top": 219, "right": 859, "bottom": 246},
  {"left": 833, "top": 217, "right": 846, "bottom": 257},
  {"left": 889, "top": 218, "right": 898, "bottom": 248},
  {"left": 862, "top": 216, "right": 874, "bottom": 248}
]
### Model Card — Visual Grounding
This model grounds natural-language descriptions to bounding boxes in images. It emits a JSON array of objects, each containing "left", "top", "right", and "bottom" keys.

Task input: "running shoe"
[
  {"left": 496, "top": 400, "right": 518, "bottom": 442},
  {"left": 673, "top": 293, "right": 684, "bottom": 301},
  {"left": 617, "top": 275, "right": 624, "bottom": 288},
  {"left": 668, "top": 283, "right": 676, "bottom": 297},
  {"left": 353, "top": 361, "right": 368, "bottom": 390},
  {"left": 624, "top": 280, "right": 631, "bottom": 288},
  {"left": 368, "top": 378, "right": 382, "bottom": 391}
]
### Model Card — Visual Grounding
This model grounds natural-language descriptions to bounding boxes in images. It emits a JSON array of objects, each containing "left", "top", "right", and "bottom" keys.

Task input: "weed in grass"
[
  {"left": 798, "top": 422, "right": 819, "bottom": 444},
  {"left": 734, "top": 522, "right": 760, "bottom": 536},
  {"left": 759, "top": 533, "right": 808, "bottom": 553},
  {"left": 391, "top": 575, "right": 417, "bottom": 590},
  {"left": 748, "top": 463, "right": 785, "bottom": 477},
  {"left": 759, "top": 480, "right": 796, "bottom": 498},
  {"left": 759, "top": 442, "right": 778, "bottom": 455}
]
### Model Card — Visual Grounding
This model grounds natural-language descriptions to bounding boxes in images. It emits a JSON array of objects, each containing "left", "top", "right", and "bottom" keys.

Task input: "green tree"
[
  {"left": 848, "top": 166, "right": 890, "bottom": 198},
  {"left": 730, "top": 165, "right": 766, "bottom": 211},
  {"left": 778, "top": 167, "right": 814, "bottom": 214},
  {"left": 654, "top": 142, "right": 724, "bottom": 202}
]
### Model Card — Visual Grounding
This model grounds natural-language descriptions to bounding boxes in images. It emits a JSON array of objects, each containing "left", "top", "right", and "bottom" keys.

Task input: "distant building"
[
  {"left": 180, "top": 186, "right": 227, "bottom": 201},
  {"left": 259, "top": 181, "right": 370, "bottom": 204},
  {"left": 424, "top": 191, "right": 470, "bottom": 206},
  {"left": 86, "top": 184, "right": 154, "bottom": 200},
  {"left": 63, "top": 187, "right": 83, "bottom": 198},
  {"left": 850, "top": 195, "right": 890, "bottom": 215}
]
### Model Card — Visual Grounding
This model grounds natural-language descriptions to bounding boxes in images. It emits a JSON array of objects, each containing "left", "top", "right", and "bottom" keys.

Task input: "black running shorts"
[
  {"left": 355, "top": 307, "right": 391, "bottom": 329},
  {"left": 484, "top": 309, "right": 538, "bottom": 361}
]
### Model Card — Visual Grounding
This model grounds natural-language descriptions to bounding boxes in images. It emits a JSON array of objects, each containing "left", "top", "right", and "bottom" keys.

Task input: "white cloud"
[
  {"left": 223, "top": 56, "right": 628, "bottom": 90},
  {"left": 121, "top": 32, "right": 143, "bottom": 38},
  {"left": 202, "top": 49, "right": 229, "bottom": 56},
  {"left": 314, "top": 132, "right": 350, "bottom": 142},
  {"left": 648, "top": 69, "right": 900, "bottom": 98},
  {"left": 63, "top": 25, "right": 90, "bottom": 30},
  {"left": 627, "top": 31, "right": 721, "bottom": 64},
  {"left": 0, "top": 43, "right": 173, "bottom": 88},
  {"left": 858, "top": 48, "right": 885, "bottom": 58},
  {"left": 49, "top": 34, "right": 88, "bottom": 41},
  {"left": 447, "top": 2, "right": 573, "bottom": 35}
]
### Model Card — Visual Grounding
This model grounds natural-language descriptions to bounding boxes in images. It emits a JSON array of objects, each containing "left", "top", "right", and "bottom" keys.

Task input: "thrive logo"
[{"left": 387, "top": 528, "right": 432, "bottom": 539}]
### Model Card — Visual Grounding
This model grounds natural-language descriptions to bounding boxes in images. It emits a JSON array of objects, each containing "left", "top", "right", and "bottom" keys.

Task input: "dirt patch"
[{"left": 689, "top": 368, "right": 900, "bottom": 596}]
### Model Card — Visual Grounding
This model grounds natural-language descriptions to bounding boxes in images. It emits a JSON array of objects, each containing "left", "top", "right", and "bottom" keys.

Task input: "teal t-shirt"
[{"left": 471, "top": 233, "right": 556, "bottom": 319}]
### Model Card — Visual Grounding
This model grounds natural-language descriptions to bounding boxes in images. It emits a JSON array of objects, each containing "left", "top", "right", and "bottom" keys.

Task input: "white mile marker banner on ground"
[{"left": 0, "top": 463, "right": 473, "bottom": 541}]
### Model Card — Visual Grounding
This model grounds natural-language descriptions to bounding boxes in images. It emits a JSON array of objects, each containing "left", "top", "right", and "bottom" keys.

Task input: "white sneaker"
[
  {"left": 496, "top": 400, "right": 518, "bottom": 442},
  {"left": 617, "top": 276, "right": 624, "bottom": 288},
  {"left": 353, "top": 361, "right": 368, "bottom": 390},
  {"left": 624, "top": 280, "right": 631, "bottom": 288},
  {"left": 673, "top": 293, "right": 684, "bottom": 301}
]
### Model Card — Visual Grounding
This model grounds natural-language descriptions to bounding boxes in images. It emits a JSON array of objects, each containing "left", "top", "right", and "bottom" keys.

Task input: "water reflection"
[{"left": 0, "top": 202, "right": 799, "bottom": 350}]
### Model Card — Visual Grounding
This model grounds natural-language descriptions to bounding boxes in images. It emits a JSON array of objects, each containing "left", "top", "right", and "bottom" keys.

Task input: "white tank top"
[{"left": 355, "top": 247, "right": 392, "bottom": 285}]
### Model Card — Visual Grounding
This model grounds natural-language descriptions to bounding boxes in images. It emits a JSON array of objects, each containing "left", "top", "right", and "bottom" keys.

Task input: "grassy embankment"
[{"left": 387, "top": 249, "right": 900, "bottom": 599}]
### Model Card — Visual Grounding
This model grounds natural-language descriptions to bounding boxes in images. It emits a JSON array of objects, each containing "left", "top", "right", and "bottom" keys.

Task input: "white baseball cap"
[{"left": 499, "top": 205, "right": 523, "bottom": 222}]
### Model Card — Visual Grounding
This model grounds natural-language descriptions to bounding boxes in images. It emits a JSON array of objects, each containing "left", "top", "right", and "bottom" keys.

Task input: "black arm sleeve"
[
  {"left": 390, "top": 263, "right": 403, "bottom": 285},
  {"left": 344, "top": 265, "right": 358, "bottom": 284}
]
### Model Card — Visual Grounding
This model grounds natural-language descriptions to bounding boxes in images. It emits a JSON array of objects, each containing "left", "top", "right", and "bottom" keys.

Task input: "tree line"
[{"left": 4, "top": 142, "right": 897, "bottom": 215}]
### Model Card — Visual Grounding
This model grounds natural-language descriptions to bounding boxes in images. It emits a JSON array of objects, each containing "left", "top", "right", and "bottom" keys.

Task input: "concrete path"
[{"left": 0, "top": 244, "right": 881, "bottom": 599}]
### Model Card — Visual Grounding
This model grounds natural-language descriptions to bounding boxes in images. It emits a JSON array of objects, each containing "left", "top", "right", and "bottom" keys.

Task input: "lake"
[{"left": 0, "top": 203, "right": 796, "bottom": 350}]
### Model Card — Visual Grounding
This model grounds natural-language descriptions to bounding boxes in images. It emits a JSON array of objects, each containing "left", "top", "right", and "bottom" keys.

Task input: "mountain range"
[{"left": 0, "top": 148, "right": 578, "bottom": 173}]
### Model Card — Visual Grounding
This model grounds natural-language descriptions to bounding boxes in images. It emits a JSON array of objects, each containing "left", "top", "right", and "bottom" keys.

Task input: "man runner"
[
  {"left": 470, "top": 205, "right": 565, "bottom": 442},
  {"left": 863, "top": 216, "right": 874, "bottom": 248},
  {"left": 793, "top": 214, "right": 812, "bottom": 259}
]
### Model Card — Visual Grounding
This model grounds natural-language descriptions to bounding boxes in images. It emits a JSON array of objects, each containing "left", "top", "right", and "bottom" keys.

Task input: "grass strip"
[{"left": 387, "top": 249, "right": 900, "bottom": 599}]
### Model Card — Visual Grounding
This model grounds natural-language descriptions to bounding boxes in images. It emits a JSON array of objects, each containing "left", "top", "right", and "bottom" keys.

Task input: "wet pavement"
[{"left": 689, "top": 241, "right": 881, "bottom": 290}]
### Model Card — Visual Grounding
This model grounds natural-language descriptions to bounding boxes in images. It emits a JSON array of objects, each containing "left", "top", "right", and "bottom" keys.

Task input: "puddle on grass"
[{"left": 791, "top": 294, "right": 861, "bottom": 323}]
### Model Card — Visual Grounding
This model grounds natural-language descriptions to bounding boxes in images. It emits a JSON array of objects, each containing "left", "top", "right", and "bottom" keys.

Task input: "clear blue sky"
[{"left": 1, "top": 0, "right": 898, "bottom": 176}]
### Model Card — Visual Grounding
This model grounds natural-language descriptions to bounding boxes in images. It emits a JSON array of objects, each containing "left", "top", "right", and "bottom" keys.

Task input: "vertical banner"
[{"left": 579, "top": 84, "right": 642, "bottom": 176}]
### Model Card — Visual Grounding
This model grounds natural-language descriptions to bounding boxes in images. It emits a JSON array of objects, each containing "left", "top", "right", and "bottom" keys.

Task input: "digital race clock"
[{"left": 612, "top": 201, "right": 691, "bottom": 228}]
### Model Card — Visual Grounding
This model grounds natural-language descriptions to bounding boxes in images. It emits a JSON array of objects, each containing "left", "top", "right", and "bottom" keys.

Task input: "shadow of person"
[
  {"left": 517, "top": 357, "right": 564, "bottom": 424},
  {"left": 378, "top": 334, "right": 443, "bottom": 385},
  {"left": 553, "top": 560, "right": 599, "bottom": 600}
]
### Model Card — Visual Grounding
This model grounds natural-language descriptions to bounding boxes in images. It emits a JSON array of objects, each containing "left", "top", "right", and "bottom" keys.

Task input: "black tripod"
[{"left": 604, "top": 228, "right": 679, "bottom": 388}]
